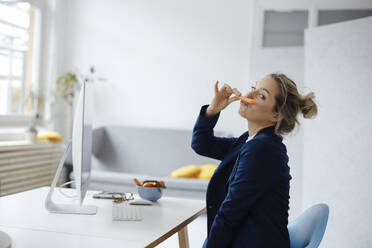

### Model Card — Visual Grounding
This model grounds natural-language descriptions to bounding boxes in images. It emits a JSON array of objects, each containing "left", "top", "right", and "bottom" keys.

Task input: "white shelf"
[{"left": 0, "top": 141, "right": 63, "bottom": 152}]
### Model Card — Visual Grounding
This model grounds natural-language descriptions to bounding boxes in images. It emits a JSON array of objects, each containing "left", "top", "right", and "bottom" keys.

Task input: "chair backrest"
[{"left": 288, "top": 203, "right": 329, "bottom": 248}]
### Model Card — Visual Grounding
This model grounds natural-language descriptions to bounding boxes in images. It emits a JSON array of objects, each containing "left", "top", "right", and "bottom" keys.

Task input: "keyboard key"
[{"left": 112, "top": 202, "right": 142, "bottom": 221}]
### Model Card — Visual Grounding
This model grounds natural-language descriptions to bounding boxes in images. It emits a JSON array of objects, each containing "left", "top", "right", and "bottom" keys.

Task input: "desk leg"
[{"left": 178, "top": 225, "right": 190, "bottom": 248}]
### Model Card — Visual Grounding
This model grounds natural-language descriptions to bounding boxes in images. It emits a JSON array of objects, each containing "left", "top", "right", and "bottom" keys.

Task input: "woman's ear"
[{"left": 272, "top": 111, "right": 282, "bottom": 122}]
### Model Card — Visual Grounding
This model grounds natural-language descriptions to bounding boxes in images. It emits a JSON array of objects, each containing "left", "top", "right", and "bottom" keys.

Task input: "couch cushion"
[
  {"left": 197, "top": 164, "right": 218, "bottom": 180},
  {"left": 170, "top": 165, "right": 201, "bottom": 178},
  {"left": 91, "top": 126, "right": 223, "bottom": 176}
]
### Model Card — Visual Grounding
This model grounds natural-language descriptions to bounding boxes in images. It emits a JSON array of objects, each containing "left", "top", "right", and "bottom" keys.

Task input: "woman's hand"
[{"left": 205, "top": 81, "right": 242, "bottom": 117}]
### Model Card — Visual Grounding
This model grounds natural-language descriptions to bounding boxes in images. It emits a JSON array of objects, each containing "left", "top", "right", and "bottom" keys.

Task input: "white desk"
[{"left": 0, "top": 187, "right": 206, "bottom": 248}]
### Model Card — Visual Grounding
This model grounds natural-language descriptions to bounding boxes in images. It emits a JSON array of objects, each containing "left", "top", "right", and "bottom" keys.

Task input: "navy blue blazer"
[{"left": 191, "top": 105, "right": 291, "bottom": 248}]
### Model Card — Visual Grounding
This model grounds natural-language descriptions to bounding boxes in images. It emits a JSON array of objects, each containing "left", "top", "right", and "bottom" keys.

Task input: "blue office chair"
[{"left": 288, "top": 203, "right": 329, "bottom": 248}]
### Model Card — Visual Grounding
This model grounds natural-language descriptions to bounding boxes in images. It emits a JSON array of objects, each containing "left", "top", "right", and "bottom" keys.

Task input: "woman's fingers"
[
  {"left": 214, "top": 80, "right": 219, "bottom": 94},
  {"left": 221, "top": 84, "right": 233, "bottom": 95},
  {"left": 210, "top": 80, "right": 241, "bottom": 113},
  {"left": 214, "top": 81, "right": 241, "bottom": 103},
  {"left": 232, "top": 88, "right": 241, "bottom": 96},
  {"left": 228, "top": 95, "right": 241, "bottom": 104}
]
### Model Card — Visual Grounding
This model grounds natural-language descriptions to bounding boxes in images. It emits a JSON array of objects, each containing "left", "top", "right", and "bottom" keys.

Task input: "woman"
[{"left": 192, "top": 73, "right": 318, "bottom": 248}]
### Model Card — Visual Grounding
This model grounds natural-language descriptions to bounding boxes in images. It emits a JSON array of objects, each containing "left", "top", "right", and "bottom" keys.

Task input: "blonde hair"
[{"left": 268, "top": 73, "right": 318, "bottom": 136}]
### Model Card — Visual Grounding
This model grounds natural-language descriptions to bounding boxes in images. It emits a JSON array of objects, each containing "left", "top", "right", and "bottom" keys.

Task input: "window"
[
  {"left": 0, "top": 2, "right": 38, "bottom": 116},
  {"left": 262, "top": 10, "right": 308, "bottom": 47},
  {"left": 318, "top": 9, "right": 372, "bottom": 26}
]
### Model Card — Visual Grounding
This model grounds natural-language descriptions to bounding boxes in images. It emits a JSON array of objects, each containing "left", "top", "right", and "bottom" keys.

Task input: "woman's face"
[{"left": 238, "top": 76, "right": 281, "bottom": 125}]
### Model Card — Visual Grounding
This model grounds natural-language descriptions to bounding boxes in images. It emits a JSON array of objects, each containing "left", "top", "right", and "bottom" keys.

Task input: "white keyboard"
[{"left": 112, "top": 202, "right": 142, "bottom": 221}]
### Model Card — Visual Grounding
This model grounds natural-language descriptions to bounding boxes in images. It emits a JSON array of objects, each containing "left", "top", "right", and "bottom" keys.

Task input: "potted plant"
[{"left": 54, "top": 66, "right": 103, "bottom": 139}]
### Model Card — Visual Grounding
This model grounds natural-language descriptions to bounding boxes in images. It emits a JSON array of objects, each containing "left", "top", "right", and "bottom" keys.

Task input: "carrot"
[
  {"left": 143, "top": 182, "right": 157, "bottom": 187},
  {"left": 133, "top": 178, "right": 142, "bottom": 186},
  {"left": 159, "top": 180, "right": 165, "bottom": 187},
  {"left": 237, "top": 95, "right": 256, "bottom": 104}
]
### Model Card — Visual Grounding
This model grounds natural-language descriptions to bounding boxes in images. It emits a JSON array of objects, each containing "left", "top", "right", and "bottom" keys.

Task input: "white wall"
[
  {"left": 304, "top": 17, "right": 372, "bottom": 248},
  {"left": 59, "top": 0, "right": 254, "bottom": 137}
]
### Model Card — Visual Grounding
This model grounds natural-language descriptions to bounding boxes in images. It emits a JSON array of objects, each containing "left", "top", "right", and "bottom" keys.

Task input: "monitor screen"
[
  {"left": 81, "top": 82, "right": 93, "bottom": 203},
  {"left": 46, "top": 81, "right": 97, "bottom": 215},
  {"left": 72, "top": 81, "right": 93, "bottom": 205}
]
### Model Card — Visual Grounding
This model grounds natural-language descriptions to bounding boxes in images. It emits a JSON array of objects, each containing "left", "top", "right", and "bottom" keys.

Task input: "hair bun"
[{"left": 300, "top": 92, "right": 317, "bottom": 119}]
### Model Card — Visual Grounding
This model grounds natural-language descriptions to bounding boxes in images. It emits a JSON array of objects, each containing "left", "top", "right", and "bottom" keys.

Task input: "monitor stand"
[
  {"left": 45, "top": 142, "right": 97, "bottom": 215},
  {"left": 0, "top": 230, "right": 11, "bottom": 248}
]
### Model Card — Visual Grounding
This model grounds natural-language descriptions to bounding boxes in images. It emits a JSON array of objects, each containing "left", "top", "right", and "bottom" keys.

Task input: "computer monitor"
[
  {"left": 45, "top": 81, "right": 97, "bottom": 215},
  {"left": 72, "top": 80, "right": 93, "bottom": 205}
]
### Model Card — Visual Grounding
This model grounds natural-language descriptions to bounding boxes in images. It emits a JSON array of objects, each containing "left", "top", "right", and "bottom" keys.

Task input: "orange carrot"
[
  {"left": 133, "top": 178, "right": 142, "bottom": 186},
  {"left": 237, "top": 95, "right": 256, "bottom": 104},
  {"left": 143, "top": 182, "right": 157, "bottom": 187}
]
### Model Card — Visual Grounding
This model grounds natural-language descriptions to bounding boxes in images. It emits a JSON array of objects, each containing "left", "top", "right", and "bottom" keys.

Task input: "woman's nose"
[{"left": 246, "top": 90, "right": 256, "bottom": 98}]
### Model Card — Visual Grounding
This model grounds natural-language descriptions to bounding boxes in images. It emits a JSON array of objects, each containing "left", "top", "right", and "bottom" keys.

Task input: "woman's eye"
[{"left": 259, "top": 94, "right": 265, "bottom": 100}]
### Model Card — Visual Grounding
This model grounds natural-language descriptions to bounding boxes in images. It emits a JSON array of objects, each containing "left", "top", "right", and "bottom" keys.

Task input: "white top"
[{"left": 246, "top": 134, "right": 256, "bottom": 143}]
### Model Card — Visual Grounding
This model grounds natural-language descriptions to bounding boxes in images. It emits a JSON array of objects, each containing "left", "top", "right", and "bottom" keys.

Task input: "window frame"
[
  {"left": 255, "top": 4, "right": 313, "bottom": 49},
  {"left": 0, "top": 2, "right": 40, "bottom": 125},
  {"left": 261, "top": 9, "right": 309, "bottom": 48},
  {"left": 254, "top": 1, "right": 372, "bottom": 49},
  {"left": 0, "top": 114, "right": 32, "bottom": 126}
]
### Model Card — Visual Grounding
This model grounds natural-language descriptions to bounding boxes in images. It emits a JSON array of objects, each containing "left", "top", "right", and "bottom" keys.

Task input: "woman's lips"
[{"left": 240, "top": 100, "right": 249, "bottom": 107}]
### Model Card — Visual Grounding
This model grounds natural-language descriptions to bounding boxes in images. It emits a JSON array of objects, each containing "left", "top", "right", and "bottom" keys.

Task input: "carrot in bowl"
[
  {"left": 143, "top": 182, "right": 158, "bottom": 187},
  {"left": 133, "top": 178, "right": 142, "bottom": 186}
]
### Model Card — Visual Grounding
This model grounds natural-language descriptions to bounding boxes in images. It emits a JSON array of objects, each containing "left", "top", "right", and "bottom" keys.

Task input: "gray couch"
[{"left": 70, "top": 126, "right": 227, "bottom": 199}]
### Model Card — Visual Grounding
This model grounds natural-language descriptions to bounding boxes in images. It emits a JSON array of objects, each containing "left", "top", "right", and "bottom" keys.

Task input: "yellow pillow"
[
  {"left": 170, "top": 165, "right": 201, "bottom": 178},
  {"left": 197, "top": 164, "right": 218, "bottom": 180},
  {"left": 37, "top": 131, "right": 62, "bottom": 143}
]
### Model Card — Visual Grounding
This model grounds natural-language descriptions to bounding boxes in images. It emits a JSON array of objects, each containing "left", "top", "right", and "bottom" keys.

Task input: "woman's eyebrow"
[
  {"left": 259, "top": 87, "right": 271, "bottom": 95},
  {"left": 254, "top": 82, "right": 270, "bottom": 95}
]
